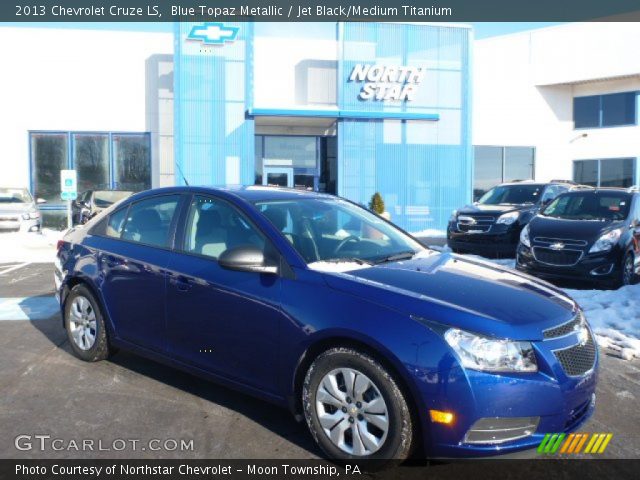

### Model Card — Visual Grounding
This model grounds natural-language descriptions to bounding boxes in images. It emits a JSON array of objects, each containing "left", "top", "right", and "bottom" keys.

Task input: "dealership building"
[{"left": 1, "top": 22, "right": 639, "bottom": 230}]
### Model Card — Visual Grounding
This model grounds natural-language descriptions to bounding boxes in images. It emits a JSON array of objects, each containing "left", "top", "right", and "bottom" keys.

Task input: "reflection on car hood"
[
  {"left": 458, "top": 203, "right": 524, "bottom": 215},
  {"left": 529, "top": 216, "right": 622, "bottom": 241},
  {"left": 321, "top": 252, "right": 576, "bottom": 341},
  {"left": 0, "top": 203, "right": 34, "bottom": 214}
]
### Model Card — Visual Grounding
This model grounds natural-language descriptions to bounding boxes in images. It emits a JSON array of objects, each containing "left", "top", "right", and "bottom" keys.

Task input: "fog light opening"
[
  {"left": 430, "top": 409, "right": 455, "bottom": 425},
  {"left": 590, "top": 264, "right": 614, "bottom": 276}
]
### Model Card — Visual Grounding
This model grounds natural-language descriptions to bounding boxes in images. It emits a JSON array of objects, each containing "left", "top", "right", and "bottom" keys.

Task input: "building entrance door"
[{"left": 262, "top": 167, "right": 293, "bottom": 188}]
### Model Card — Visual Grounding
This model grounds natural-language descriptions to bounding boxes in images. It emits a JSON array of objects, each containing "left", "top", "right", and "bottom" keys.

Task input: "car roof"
[
  {"left": 129, "top": 185, "right": 337, "bottom": 203},
  {"left": 560, "top": 188, "right": 632, "bottom": 196}
]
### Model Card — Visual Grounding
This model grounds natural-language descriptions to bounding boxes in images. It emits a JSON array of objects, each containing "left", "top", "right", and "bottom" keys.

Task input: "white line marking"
[{"left": 0, "top": 262, "right": 30, "bottom": 276}]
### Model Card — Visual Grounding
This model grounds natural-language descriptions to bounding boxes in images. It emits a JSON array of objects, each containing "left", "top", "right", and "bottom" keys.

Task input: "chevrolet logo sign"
[
  {"left": 458, "top": 216, "right": 477, "bottom": 225},
  {"left": 550, "top": 242, "right": 565, "bottom": 251}
]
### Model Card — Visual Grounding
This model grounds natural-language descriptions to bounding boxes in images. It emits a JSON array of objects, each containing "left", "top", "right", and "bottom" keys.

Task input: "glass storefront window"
[
  {"left": 29, "top": 131, "right": 151, "bottom": 218},
  {"left": 30, "top": 133, "right": 69, "bottom": 204},
  {"left": 473, "top": 146, "right": 502, "bottom": 200},
  {"left": 264, "top": 136, "right": 317, "bottom": 168},
  {"left": 574, "top": 92, "right": 638, "bottom": 129},
  {"left": 573, "top": 158, "right": 636, "bottom": 187},
  {"left": 74, "top": 134, "right": 109, "bottom": 193},
  {"left": 112, "top": 134, "right": 151, "bottom": 191},
  {"left": 504, "top": 147, "right": 535, "bottom": 183}
]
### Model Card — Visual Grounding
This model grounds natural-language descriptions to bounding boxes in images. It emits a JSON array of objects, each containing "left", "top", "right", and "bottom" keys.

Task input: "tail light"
[{"left": 56, "top": 240, "right": 65, "bottom": 252}]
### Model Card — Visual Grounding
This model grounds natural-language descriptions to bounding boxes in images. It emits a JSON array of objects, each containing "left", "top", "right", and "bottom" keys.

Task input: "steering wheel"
[{"left": 332, "top": 235, "right": 361, "bottom": 256}]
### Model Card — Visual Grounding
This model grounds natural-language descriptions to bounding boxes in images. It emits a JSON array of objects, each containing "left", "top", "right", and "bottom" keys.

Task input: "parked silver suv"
[{"left": 0, "top": 187, "right": 46, "bottom": 232}]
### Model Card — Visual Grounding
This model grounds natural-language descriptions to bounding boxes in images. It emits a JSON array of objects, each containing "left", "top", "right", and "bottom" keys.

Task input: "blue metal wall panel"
[
  {"left": 338, "top": 23, "right": 472, "bottom": 232},
  {"left": 174, "top": 23, "right": 254, "bottom": 186}
]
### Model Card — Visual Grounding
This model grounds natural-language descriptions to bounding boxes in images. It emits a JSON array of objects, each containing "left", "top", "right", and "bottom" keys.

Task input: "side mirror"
[
  {"left": 36, "top": 198, "right": 46, "bottom": 204},
  {"left": 218, "top": 246, "right": 278, "bottom": 275}
]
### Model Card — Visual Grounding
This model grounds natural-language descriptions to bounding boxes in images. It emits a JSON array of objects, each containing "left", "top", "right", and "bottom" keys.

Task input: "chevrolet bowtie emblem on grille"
[
  {"left": 458, "top": 216, "right": 476, "bottom": 225},
  {"left": 550, "top": 242, "right": 565, "bottom": 250}
]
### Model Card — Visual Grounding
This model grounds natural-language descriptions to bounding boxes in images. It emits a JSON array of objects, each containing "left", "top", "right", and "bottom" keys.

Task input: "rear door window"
[{"left": 121, "top": 195, "right": 180, "bottom": 248}]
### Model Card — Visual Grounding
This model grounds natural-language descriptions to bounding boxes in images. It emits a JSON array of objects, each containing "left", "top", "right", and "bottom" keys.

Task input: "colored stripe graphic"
[{"left": 539, "top": 433, "right": 613, "bottom": 454}]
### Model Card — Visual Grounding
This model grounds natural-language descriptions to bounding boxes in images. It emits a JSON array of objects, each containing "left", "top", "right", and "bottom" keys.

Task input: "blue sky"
[{"left": 0, "top": 22, "right": 563, "bottom": 39}]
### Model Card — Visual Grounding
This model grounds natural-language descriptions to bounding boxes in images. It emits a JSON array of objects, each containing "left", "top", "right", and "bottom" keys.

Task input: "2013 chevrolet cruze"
[{"left": 54, "top": 186, "right": 598, "bottom": 461}]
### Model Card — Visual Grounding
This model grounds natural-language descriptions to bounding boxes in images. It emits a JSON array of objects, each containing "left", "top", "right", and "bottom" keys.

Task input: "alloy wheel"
[
  {"left": 68, "top": 296, "right": 97, "bottom": 351},
  {"left": 315, "top": 368, "right": 389, "bottom": 456},
  {"left": 623, "top": 255, "right": 634, "bottom": 286}
]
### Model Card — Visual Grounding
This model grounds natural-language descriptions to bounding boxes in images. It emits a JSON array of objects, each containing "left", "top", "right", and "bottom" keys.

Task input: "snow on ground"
[
  {"left": 0, "top": 229, "right": 65, "bottom": 264},
  {"left": 411, "top": 228, "right": 446, "bottom": 238}
]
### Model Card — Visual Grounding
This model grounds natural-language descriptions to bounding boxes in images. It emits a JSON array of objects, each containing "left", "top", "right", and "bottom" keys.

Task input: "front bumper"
[
  {"left": 447, "top": 223, "right": 520, "bottom": 257},
  {"left": 0, "top": 217, "right": 41, "bottom": 233},
  {"left": 416, "top": 327, "right": 599, "bottom": 458},
  {"left": 516, "top": 245, "right": 622, "bottom": 283}
]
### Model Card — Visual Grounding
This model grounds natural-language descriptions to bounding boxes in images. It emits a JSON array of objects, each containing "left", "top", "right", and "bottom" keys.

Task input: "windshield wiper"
[
  {"left": 374, "top": 251, "right": 417, "bottom": 264},
  {"left": 322, "top": 257, "right": 373, "bottom": 265}
]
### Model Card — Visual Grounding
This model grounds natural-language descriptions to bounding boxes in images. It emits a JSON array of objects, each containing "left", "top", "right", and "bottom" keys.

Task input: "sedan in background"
[
  {"left": 72, "top": 190, "right": 133, "bottom": 225},
  {"left": 55, "top": 186, "right": 597, "bottom": 462},
  {"left": 447, "top": 181, "right": 575, "bottom": 257},
  {"left": 0, "top": 187, "right": 45, "bottom": 233},
  {"left": 517, "top": 188, "right": 640, "bottom": 288}
]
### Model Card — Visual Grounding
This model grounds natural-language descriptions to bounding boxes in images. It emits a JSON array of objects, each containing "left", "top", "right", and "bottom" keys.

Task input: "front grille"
[
  {"left": 457, "top": 215, "right": 495, "bottom": 233},
  {"left": 533, "top": 247, "right": 583, "bottom": 266},
  {"left": 534, "top": 237, "right": 588, "bottom": 248},
  {"left": 544, "top": 312, "right": 583, "bottom": 339},
  {"left": 554, "top": 331, "right": 596, "bottom": 376}
]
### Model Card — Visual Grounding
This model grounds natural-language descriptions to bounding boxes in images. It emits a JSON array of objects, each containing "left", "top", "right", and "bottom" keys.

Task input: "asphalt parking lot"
[{"left": 0, "top": 262, "right": 639, "bottom": 460}]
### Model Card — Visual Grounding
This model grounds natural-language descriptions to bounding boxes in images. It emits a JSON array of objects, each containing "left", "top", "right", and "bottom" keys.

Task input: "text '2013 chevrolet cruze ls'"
[{"left": 55, "top": 186, "right": 597, "bottom": 462}]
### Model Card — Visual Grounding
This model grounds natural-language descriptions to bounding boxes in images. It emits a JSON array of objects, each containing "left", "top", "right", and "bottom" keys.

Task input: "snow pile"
[
  {"left": 565, "top": 285, "right": 640, "bottom": 360},
  {"left": 411, "top": 229, "right": 446, "bottom": 238},
  {"left": 0, "top": 229, "right": 65, "bottom": 264},
  {"left": 307, "top": 261, "right": 372, "bottom": 273}
]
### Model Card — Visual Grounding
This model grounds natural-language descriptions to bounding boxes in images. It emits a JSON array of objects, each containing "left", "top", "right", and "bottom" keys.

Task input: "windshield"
[
  {"left": 478, "top": 185, "right": 544, "bottom": 205},
  {"left": 542, "top": 192, "right": 631, "bottom": 221},
  {"left": 0, "top": 188, "right": 33, "bottom": 204},
  {"left": 254, "top": 198, "right": 425, "bottom": 265},
  {"left": 93, "top": 191, "right": 133, "bottom": 208}
]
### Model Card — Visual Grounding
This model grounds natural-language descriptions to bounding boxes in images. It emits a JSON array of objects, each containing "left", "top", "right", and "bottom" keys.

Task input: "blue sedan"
[{"left": 54, "top": 186, "right": 597, "bottom": 461}]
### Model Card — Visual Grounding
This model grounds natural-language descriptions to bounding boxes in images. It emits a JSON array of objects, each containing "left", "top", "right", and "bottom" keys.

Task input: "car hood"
[
  {"left": 321, "top": 252, "right": 577, "bottom": 341},
  {"left": 529, "top": 216, "right": 622, "bottom": 242},
  {"left": 457, "top": 203, "right": 536, "bottom": 216},
  {"left": 0, "top": 203, "right": 34, "bottom": 214}
]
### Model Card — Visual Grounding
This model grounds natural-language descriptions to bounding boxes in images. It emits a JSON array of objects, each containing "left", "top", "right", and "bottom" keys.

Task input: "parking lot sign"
[{"left": 60, "top": 170, "right": 77, "bottom": 228}]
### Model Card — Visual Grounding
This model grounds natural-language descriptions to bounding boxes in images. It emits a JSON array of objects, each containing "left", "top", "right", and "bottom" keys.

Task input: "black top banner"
[{"left": 3, "top": 0, "right": 640, "bottom": 22}]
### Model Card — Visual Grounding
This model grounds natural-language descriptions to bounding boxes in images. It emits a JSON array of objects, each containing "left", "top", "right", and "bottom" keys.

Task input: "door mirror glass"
[{"left": 218, "top": 246, "right": 278, "bottom": 275}]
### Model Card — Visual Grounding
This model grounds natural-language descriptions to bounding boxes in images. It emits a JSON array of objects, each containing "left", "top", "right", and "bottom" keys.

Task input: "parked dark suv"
[
  {"left": 72, "top": 190, "right": 133, "bottom": 225},
  {"left": 447, "top": 181, "right": 576, "bottom": 257},
  {"left": 517, "top": 188, "right": 640, "bottom": 288}
]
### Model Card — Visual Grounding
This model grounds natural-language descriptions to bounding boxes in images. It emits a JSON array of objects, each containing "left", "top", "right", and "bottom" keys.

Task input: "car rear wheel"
[
  {"left": 64, "top": 284, "right": 111, "bottom": 362},
  {"left": 302, "top": 347, "right": 414, "bottom": 463}
]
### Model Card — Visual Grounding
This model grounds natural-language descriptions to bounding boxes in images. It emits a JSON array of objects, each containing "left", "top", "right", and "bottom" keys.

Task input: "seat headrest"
[
  {"left": 262, "top": 207, "right": 287, "bottom": 231},
  {"left": 131, "top": 209, "right": 162, "bottom": 230}
]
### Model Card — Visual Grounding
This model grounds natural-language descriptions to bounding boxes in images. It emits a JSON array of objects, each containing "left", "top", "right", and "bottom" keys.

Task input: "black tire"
[
  {"left": 619, "top": 251, "right": 637, "bottom": 288},
  {"left": 64, "top": 284, "right": 111, "bottom": 362},
  {"left": 303, "top": 347, "right": 414, "bottom": 464}
]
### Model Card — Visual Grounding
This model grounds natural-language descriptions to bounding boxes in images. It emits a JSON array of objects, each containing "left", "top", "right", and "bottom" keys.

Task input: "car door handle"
[
  {"left": 102, "top": 254, "right": 126, "bottom": 269},
  {"left": 170, "top": 275, "right": 193, "bottom": 292}
]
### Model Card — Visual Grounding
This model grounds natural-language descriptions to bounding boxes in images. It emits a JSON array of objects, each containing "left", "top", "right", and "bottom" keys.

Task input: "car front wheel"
[
  {"left": 620, "top": 252, "right": 636, "bottom": 287},
  {"left": 302, "top": 347, "right": 414, "bottom": 463},
  {"left": 64, "top": 284, "right": 111, "bottom": 362}
]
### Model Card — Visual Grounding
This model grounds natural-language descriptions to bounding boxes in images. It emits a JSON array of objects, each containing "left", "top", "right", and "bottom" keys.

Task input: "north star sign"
[{"left": 349, "top": 64, "right": 425, "bottom": 101}]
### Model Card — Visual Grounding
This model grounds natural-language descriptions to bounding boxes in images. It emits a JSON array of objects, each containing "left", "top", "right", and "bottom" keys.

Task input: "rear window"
[
  {"left": 120, "top": 195, "right": 180, "bottom": 248},
  {"left": 542, "top": 192, "right": 631, "bottom": 221}
]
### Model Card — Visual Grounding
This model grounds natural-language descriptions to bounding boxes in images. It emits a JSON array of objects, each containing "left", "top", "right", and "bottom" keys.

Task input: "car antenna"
[{"left": 175, "top": 161, "right": 190, "bottom": 186}]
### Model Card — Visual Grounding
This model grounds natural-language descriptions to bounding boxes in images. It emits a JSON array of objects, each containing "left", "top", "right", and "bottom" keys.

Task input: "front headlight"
[
  {"left": 589, "top": 228, "right": 622, "bottom": 253},
  {"left": 444, "top": 328, "right": 538, "bottom": 373},
  {"left": 496, "top": 211, "right": 520, "bottom": 225},
  {"left": 449, "top": 209, "right": 458, "bottom": 222},
  {"left": 21, "top": 211, "right": 40, "bottom": 220},
  {"left": 520, "top": 224, "right": 531, "bottom": 248}
]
